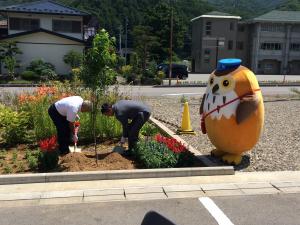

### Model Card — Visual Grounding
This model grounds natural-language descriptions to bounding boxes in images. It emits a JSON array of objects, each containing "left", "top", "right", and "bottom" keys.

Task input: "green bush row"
[{"left": 134, "top": 140, "right": 195, "bottom": 168}]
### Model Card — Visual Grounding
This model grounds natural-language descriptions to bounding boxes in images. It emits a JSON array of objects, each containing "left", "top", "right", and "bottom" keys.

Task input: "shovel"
[
  {"left": 69, "top": 121, "right": 81, "bottom": 153},
  {"left": 70, "top": 142, "right": 82, "bottom": 153}
]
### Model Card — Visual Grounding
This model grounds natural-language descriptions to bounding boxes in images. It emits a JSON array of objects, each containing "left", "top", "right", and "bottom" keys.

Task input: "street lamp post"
[
  {"left": 215, "top": 38, "right": 225, "bottom": 68},
  {"left": 168, "top": 1, "right": 174, "bottom": 86},
  {"left": 125, "top": 17, "right": 128, "bottom": 65}
]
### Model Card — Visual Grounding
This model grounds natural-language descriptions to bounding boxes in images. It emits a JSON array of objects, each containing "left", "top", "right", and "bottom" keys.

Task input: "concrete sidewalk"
[{"left": 0, "top": 171, "right": 299, "bottom": 207}]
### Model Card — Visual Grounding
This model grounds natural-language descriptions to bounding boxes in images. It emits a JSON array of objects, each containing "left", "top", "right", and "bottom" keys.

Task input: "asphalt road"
[
  {"left": 0, "top": 194, "right": 299, "bottom": 225},
  {"left": 0, "top": 85, "right": 299, "bottom": 97},
  {"left": 187, "top": 74, "right": 300, "bottom": 82}
]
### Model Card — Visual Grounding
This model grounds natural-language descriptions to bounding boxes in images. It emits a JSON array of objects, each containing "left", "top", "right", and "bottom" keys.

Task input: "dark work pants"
[
  {"left": 128, "top": 111, "right": 150, "bottom": 150},
  {"left": 48, "top": 104, "right": 71, "bottom": 154}
]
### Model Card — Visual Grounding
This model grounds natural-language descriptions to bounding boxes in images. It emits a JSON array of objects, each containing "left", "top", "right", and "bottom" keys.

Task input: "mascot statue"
[{"left": 200, "top": 58, "right": 264, "bottom": 165}]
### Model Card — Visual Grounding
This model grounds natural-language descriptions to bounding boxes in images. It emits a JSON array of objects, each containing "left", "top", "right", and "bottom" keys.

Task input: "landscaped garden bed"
[{"left": 0, "top": 83, "right": 202, "bottom": 175}]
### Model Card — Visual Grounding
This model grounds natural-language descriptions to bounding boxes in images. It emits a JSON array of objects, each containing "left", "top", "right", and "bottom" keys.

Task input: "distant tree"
[
  {"left": 0, "top": 41, "right": 22, "bottom": 77},
  {"left": 132, "top": 25, "right": 159, "bottom": 73},
  {"left": 277, "top": 0, "right": 300, "bottom": 10},
  {"left": 3, "top": 56, "right": 17, "bottom": 79},
  {"left": 144, "top": 2, "right": 186, "bottom": 62}
]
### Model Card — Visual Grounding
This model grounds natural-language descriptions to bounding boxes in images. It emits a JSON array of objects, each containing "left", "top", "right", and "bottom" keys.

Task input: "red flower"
[
  {"left": 39, "top": 136, "right": 58, "bottom": 153},
  {"left": 155, "top": 134, "right": 187, "bottom": 153},
  {"left": 74, "top": 121, "right": 80, "bottom": 127}
]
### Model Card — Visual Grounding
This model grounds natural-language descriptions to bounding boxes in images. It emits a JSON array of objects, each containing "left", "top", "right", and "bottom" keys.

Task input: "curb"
[
  {"left": 154, "top": 82, "right": 300, "bottom": 88},
  {"left": 0, "top": 84, "right": 48, "bottom": 87},
  {"left": 0, "top": 167, "right": 234, "bottom": 185}
]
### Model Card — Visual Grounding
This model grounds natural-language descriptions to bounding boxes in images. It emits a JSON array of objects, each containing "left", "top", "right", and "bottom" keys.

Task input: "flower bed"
[
  {"left": 0, "top": 82, "right": 202, "bottom": 175},
  {"left": 134, "top": 134, "right": 198, "bottom": 168}
]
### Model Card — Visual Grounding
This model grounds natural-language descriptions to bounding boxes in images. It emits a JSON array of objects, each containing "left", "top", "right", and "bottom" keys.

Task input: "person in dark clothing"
[
  {"left": 48, "top": 96, "right": 92, "bottom": 155},
  {"left": 101, "top": 100, "right": 151, "bottom": 154}
]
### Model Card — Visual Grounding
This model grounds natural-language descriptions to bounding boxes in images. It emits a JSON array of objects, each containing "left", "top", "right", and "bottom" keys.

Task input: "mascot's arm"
[
  {"left": 236, "top": 93, "right": 259, "bottom": 124},
  {"left": 199, "top": 94, "right": 206, "bottom": 115}
]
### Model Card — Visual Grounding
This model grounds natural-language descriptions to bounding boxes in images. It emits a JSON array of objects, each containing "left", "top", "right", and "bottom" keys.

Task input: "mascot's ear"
[
  {"left": 236, "top": 94, "right": 259, "bottom": 124},
  {"left": 200, "top": 93, "right": 206, "bottom": 115}
]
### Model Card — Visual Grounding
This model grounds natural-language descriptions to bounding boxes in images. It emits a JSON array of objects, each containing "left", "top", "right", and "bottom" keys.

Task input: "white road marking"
[
  {"left": 161, "top": 93, "right": 203, "bottom": 96},
  {"left": 199, "top": 197, "right": 234, "bottom": 225}
]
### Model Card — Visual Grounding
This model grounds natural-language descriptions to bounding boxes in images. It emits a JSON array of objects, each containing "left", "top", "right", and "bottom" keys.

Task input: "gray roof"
[
  {"left": 205, "top": 11, "right": 235, "bottom": 17},
  {"left": 252, "top": 10, "right": 300, "bottom": 23},
  {"left": 0, "top": 0, "right": 89, "bottom": 16}
]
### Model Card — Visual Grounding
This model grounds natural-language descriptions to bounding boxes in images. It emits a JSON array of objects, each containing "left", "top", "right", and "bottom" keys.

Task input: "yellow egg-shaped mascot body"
[{"left": 200, "top": 59, "right": 264, "bottom": 165}]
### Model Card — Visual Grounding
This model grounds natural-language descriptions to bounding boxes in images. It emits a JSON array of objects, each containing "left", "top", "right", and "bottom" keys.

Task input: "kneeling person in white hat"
[{"left": 48, "top": 96, "right": 92, "bottom": 155}]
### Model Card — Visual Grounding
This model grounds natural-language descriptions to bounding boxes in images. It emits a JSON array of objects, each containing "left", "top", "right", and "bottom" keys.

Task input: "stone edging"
[{"left": 0, "top": 167, "right": 234, "bottom": 185}]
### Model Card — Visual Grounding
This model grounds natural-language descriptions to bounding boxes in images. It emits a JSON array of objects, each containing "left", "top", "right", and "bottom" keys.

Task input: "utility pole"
[
  {"left": 168, "top": 1, "right": 174, "bottom": 86},
  {"left": 125, "top": 17, "right": 128, "bottom": 65},
  {"left": 119, "top": 25, "right": 122, "bottom": 57},
  {"left": 215, "top": 37, "right": 219, "bottom": 69}
]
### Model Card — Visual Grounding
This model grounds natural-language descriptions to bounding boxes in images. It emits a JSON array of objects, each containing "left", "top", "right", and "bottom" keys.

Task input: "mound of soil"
[{"left": 59, "top": 149, "right": 137, "bottom": 172}]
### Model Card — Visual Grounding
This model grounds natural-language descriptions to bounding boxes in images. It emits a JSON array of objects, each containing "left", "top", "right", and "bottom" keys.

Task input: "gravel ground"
[{"left": 145, "top": 96, "right": 300, "bottom": 172}]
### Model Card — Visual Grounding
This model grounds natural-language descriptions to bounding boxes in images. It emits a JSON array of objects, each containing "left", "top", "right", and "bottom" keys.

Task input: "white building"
[{"left": 0, "top": 0, "right": 90, "bottom": 75}]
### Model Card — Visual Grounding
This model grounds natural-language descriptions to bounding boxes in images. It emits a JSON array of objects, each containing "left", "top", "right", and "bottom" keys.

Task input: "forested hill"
[
  {"left": 205, "top": 0, "right": 285, "bottom": 18},
  {"left": 1, "top": 0, "right": 299, "bottom": 60},
  {"left": 276, "top": 0, "right": 300, "bottom": 10}
]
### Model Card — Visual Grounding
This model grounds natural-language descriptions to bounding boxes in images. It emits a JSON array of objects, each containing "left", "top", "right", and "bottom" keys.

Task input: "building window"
[
  {"left": 237, "top": 41, "right": 244, "bottom": 50},
  {"left": 52, "top": 20, "right": 81, "bottom": 33},
  {"left": 261, "top": 24, "right": 284, "bottom": 32},
  {"left": 205, "top": 21, "right": 211, "bottom": 35},
  {"left": 290, "top": 43, "right": 300, "bottom": 51},
  {"left": 260, "top": 43, "right": 282, "bottom": 50},
  {"left": 265, "top": 63, "right": 273, "bottom": 70},
  {"left": 228, "top": 40, "right": 233, "bottom": 50},
  {"left": 238, "top": 25, "right": 245, "bottom": 32},
  {"left": 204, "top": 49, "right": 211, "bottom": 55},
  {"left": 204, "top": 58, "right": 210, "bottom": 63},
  {"left": 230, "top": 22, "right": 234, "bottom": 31},
  {"left": 9, "top": 17, "right": 39, "bottom": 31}
]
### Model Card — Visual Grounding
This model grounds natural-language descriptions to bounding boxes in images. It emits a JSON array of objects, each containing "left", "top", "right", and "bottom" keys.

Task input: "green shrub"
[
  {"left": 17, "top": 162, "right": 25, "bottom": 172},
  {"left": 40, "top": 69, "right": 58, "bottom": 81},
  {"left": 79, "top": 112, "right": 122, "bottom": 142},
  {"left": 26, "top": 59, "right": 56, "bottom": 80},
  {"left": 38, "top": 151, "right": 59, "bottom": 171},
  {"left": 0, "top": 105, "right": 30, "bottom": 145},
  {"left": 0, "top": 150, "right": 6, "bottom": 160},
  {"left": 12, "top": 150, "right": 18, "bottom": 163},
  {"left": 63, "top": 50, "right": 83, "bottom": 69},
  {"left": 27, "top": 155, "right": 39, "bottom": 170},
  {"left": 3, "top": 164, "right": 12, "bottom": 174},
  {"left": 134, "top": 141, "right": 178, "bottom": 168},
  {"left": 25, "top": 97, "right": 56, "bottom": 140},
  {"left": 21, "top": 70, "right": 39, "bottom": 81},
  {"left": 140, "top": 123, "right": 159, "bottom": 137},
  {"left": 25, "top": 149, "right": 40, "bottom": 159}
]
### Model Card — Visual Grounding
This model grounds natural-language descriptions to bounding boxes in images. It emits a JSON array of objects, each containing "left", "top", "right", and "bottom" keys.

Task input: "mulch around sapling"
[{"left": 59, "top": 140, "right": 139, "bottom": 172}]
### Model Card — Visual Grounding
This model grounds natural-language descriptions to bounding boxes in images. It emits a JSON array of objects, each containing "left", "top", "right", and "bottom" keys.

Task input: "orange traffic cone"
[{"left": 177, "top": 102, "right": 196, "bottom": 135}]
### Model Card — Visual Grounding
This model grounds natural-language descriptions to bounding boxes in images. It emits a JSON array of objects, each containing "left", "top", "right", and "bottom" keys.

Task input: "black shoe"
[{"left": 122, "top": 150, "right": 133, "bottom": 157}]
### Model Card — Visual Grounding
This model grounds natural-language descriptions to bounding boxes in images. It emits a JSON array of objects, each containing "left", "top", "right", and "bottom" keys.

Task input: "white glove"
[
  {"left": 73, "top": 134, "right": 78, "bottom": 143},
  {"left": 120, "top": 136, "right": 127, "bottom": 144}
]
